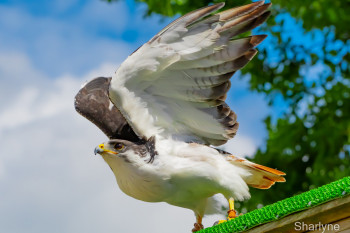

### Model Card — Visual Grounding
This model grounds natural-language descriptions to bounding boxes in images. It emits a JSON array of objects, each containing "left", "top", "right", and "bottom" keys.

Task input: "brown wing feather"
[
  {"left": 149, "top": 2, "right": 225, "bottom": 44},
  {"left": 74, "top": 77, "right": 140, "bottom": 142}
]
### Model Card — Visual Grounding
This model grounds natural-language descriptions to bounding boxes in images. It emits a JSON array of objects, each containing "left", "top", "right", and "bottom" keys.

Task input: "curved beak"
[
  {"left": 94, "top": 144, "right": 105, "bottom": 155},
  {"left": 94, "top": 143, "right": 118, "bottom": 155}
]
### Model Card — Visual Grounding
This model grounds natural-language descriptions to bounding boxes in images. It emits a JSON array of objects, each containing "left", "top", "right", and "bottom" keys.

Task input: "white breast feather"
[{"left": 103, "top": 138, "right": 251, "bottom": 210}]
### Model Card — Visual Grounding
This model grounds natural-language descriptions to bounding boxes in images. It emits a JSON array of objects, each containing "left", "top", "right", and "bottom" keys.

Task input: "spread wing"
[
  {"left": 109, "top": 1, "right": 270, "bottom": 145},
  {"left": 74, "top": 77, "right": 140, "bottom": 142}
]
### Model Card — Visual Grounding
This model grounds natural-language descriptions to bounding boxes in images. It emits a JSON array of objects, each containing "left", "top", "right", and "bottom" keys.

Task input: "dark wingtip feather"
[
  {"left": 250, "top": 34, "right": 267, "bottom": 47},
  {"left": 245, "top": 48, "right": 258, "bottom": 60},
  {"left": 253, "top": 11, "right": 271, "bottom": 28},
  {"left": 217, "top": 1, "right": 265, "bottom": 21},
  {"left": 150, "top": 2, "right": 225, "bottom": 43}
]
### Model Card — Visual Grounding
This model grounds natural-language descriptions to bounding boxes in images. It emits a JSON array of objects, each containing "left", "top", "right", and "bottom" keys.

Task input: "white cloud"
[{"left": 223, "top": 135, "right": 257, "bottom": 158}]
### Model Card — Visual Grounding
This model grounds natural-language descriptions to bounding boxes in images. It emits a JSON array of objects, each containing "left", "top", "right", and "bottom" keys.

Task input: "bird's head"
[
  {"left": 94, "top": 139, "right": 153, "bottom": 166},
  {"left": 94, "top": 139, "right": 132, "bottom": 157}
]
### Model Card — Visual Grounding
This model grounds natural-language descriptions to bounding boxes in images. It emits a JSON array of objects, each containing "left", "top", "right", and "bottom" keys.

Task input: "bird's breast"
[{"left": 108, "top": 158, "right": 169, "bottom": 202}]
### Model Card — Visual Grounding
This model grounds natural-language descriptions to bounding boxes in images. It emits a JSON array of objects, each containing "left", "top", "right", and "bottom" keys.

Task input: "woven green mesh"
[{"left": 199, "top": 176, "right": 350, "bottom": 233}]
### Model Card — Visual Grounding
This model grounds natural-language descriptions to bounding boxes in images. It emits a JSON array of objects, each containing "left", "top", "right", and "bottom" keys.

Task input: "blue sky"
[
  {"left": 0, "top": 1, "right": 272, "bottom": 232},
  {"left": 0, "top": 0, "right": 174, "bottom": 76}
]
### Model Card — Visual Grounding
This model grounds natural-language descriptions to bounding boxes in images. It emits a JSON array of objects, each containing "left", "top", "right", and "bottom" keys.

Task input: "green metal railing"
[{"left": 199, "top": 176, "right": 350, "bottom": 233}]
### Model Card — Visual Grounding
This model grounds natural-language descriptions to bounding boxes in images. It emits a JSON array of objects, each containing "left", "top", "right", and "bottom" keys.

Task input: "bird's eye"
[{"left": 114, "top": 143, "right": 124, "bottom": 150}]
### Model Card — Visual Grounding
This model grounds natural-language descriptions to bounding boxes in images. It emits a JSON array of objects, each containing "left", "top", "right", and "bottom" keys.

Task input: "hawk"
[{"left": 75, "top": 1, "right": 285, "bottom": 232}]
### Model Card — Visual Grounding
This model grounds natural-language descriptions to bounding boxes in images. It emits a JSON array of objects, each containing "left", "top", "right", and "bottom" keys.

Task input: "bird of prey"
[{"left": 75, "top": 1, "right": 286, "bottom": 232}]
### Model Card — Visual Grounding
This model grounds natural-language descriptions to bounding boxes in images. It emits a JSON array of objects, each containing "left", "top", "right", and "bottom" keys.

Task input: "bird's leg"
[
  {"left": 192, "top": 214, "right": 204, "bottom": 232},
  {"left": 227, "top": 197, "right": 237, "bottom": 220},
  {"left": 213, "top": 197, "right": 238, "bottom": 226}
]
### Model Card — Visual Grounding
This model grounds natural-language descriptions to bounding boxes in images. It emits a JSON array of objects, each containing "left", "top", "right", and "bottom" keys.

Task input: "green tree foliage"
[{"left": 104, "top": 0, "right": 350, "bottom": 211}]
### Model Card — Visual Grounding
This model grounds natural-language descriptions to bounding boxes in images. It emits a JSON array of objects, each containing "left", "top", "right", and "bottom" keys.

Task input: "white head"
[{"left": 94, "top": 138, "right": 157, "bottom": 167}]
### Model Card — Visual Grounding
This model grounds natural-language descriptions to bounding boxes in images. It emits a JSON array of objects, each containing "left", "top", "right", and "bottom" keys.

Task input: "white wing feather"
[{"left": 109, "top": 1, "right": 270, "bottom": 145}]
